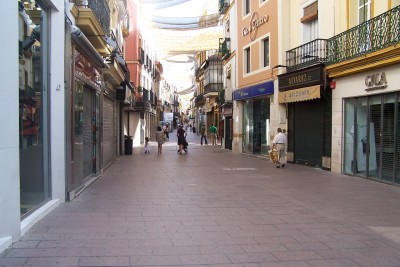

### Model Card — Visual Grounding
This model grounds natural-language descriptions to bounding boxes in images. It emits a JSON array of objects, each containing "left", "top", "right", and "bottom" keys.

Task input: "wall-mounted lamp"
[{"left": 272, "top": 64, "right": 288, "bottom": 69}]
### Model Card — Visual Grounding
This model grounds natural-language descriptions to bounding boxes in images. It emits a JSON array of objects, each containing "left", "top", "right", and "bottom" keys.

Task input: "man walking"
[
  {"left": 209, "top": 124, "right": 217, "bottom": 145},
  {"left": 273, "top": 128, "right": 287, "bottom": 168},
  {"left": 200, "top": 123, "right": 208, "bottom": 145}
]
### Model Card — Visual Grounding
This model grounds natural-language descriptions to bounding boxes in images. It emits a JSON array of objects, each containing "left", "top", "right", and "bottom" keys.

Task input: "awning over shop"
[{"left": 278, "top": 85, "right": 320, "bottom": 103}]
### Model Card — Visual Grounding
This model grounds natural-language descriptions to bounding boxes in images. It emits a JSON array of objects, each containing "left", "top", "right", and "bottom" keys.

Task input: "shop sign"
[
  {"left": 278, "top": 85, "right": 320, "bottom": 103},
  {"left": 242, "top": 12, "right": 269, "bottom": 41},
  {"left": 365, "top": 72, "right": 387, "bottom": 91},
  {"left": 234, "top": 81, "right": 274, "bottom": 100},
  {"left": 75, "top": 49, "right": 102, "bottom": 90},
  {"left": 278, "top": 66, "right": 323, "bottom": 91}
]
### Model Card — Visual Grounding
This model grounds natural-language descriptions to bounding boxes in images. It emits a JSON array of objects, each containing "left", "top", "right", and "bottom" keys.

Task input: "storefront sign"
[
  {"left": 242, "top": 12, "right": 269, "bottom": 41},
  {"left": 278, "top": 85, "right": 320, "bottom": 103},
  {"left": 234, "top": 81, "right": 274, "bottom": 100},
  {"left": 278, "top": 66, "right": 323, "bottom": 91},
  {"left": 75, "top": 49, "right": 102, "bottom": 90},
  {"left": 365, "top": 72, "right": 387, "bottom": 91}
]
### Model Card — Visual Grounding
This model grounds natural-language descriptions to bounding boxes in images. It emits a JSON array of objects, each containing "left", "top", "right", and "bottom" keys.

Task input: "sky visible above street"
[{"left": 138, "top": 0, "right": 221, "bottom": 92}]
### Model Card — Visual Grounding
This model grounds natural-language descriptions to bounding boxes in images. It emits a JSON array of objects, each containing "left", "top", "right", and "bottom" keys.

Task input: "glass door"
[
  {"left": 381, "top": 94, "right": 395, "bottom": 181},
  {"left": 366, "top": 96, "right": 380, "bottom": 178},
  {"left": 343, "top": 99, "right": 355, "bottom": 174},
  {"left": 355, "top": 97, "right": 368, "bottom": 177}
]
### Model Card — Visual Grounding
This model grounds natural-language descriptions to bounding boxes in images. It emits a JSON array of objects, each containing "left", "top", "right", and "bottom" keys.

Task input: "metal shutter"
[
  {"left": 292, "top": 99, "right": 325, "bottom": 167},
  {"left": 83, "top": 88, "right": 93, "bottom": 178},
  {"left": 103, "top": 97, "right": 115, "bottom": 168}
]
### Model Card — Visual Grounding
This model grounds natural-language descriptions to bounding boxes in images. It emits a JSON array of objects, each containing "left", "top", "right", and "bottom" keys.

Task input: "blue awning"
[{"left": 233, "top": 81, "right": 274, "bottom": 100}]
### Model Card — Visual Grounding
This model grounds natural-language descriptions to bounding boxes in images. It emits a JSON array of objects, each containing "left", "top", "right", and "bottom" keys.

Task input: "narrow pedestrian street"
[{"left": 2, "top": 130, "right": 400, "bottom": 267}]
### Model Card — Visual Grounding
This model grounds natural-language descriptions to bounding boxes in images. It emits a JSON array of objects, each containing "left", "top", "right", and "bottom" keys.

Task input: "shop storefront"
[
  {"left": 68, "top": 27, "right": 105, "bottom": 199},
  {"left": 332, "top": 67, "right": 400, "bottom": 184},
  {"left": 222, "top": 104, "right": 233, "bottom": 150},
  {"left": 278, "top": 65, "right": 332, "bottom": 168},
  {"left": 18, "top": 0, "right": 51, "bottom": 217},
  {"left": 234, "top": 81, "right": 274, "bottom": 155}
]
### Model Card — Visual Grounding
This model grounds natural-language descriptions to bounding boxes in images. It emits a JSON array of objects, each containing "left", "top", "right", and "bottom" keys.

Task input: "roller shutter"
[
  {"left": 103, "top": 97, "right": 115, "bottom": 168},
  {"left": 291, "top": 99, "right": 324, "bottom": 167}
]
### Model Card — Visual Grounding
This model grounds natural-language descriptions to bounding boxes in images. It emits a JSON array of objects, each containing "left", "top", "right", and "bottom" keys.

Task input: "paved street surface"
[{"left": 3, "top": 130, "right": 400, "bottom": 267}]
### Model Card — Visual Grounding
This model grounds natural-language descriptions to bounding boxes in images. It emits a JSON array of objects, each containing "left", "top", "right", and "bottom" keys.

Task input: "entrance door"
[
  {"left": 344, "top": 93, "right": 398, "bottom": 184},
  {"left": 225, "top": 116, "right": 232, "bottom": 150}
]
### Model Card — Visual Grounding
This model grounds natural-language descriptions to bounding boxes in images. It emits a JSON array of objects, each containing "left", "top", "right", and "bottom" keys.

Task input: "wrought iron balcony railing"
[
  {"left": 204, "top": 83, "right": 223, "bottom": 95},
  {"left": 219, "top": 38, "right": 231, "bottom": 60},
  {"left": 217, "top": 90, "right": 225, "bottom": 105},
  {"left": 73, "top": 0, "right": 110, "bottom": 35},
  {"left": 219, "top": 0, "right": 230, "bottom": 14},
  {"left": 327, "top": 5, "right": 400, "bottom": 65},
  {"left": 195, "top": 94, "right": 205, "bottom": 106},
  {"left": 285, "top": 39, "right": 328, "bottom": 72}
]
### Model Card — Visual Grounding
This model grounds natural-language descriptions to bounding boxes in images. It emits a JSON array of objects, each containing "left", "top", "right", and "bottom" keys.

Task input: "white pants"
[{"left": 276, "top": 144, "right": 286, "bottom": 166}]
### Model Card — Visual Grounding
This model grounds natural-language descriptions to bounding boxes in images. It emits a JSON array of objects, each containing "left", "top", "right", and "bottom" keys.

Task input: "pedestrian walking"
[
  {"left": 177, "top": 124, "right": 187, "bottom": 154},
  {"left": 163, "top": 123, "right": 170, "bottom": 140},
  {"left": 209, "top": 124, "right": 217, "bottom": 145},
  {"left": 272, "top": 128, "right": 287, "bottom": 168},
  {"left": 200, "top": 123, "right": 207, "bottom": 145},
  {"left": 155, "top": 126, "right": 165, "bottom": 154},
  {"left": 144, "top": 137, "right": 150, "bottom": 154}
]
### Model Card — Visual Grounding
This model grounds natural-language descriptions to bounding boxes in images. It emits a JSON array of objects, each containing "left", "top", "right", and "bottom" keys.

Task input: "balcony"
[
  {"left": 285, "top": 39, "right": 328, "bottom": 72},
  {"left": 219, "top": 38, "right": 231, "bottom": 60},
  {"left": 219, "top": 0, "right": 230, "bottom": 14},
  {"left": 204, "top": 83, "right": 222, "bottom": 96},
  {"left": 138, "top": 47, "right": 145, "bottom": 64},
  {"left": 71, "top": 0, "right": 110, "bottom": 54},
  {"left": 326, "top": 6, "right": 400, "bottom": 77},
  {"left": 195, "top": 94, "right": 205, "bottom": 106}
]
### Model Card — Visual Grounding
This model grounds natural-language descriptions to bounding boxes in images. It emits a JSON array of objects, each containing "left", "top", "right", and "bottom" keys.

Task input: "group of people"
[
  {"left": 144, "top": 123, "right": 170, "bottom": 154},
  {"left": 199, "top": 123, "right": 218, "bottom": 145},
  {"left": 144, "top": 122, "right": 287, "bottom": 168}
]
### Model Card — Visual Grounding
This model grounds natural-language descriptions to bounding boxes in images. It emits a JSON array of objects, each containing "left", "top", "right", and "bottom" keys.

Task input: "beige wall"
[{"left": 237, "top": 0, "right": 278, "bottom": 88}]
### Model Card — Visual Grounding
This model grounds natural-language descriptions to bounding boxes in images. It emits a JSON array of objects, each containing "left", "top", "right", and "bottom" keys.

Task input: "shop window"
[
  {"left": 18, "top": 0, "right": 50, "bottom": 217},
  {"left": 244, "top": 47, "right": 251, "bottom": 74}
]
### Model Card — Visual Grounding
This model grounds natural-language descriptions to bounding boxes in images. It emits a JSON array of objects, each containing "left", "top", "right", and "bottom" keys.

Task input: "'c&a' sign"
[{"left": 242, "top": 12, "right": 269, "bottom": 41}]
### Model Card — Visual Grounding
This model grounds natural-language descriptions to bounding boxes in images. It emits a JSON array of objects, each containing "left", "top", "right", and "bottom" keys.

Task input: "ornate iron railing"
[
  {"left": 327, "top": 5, "right": 400, "bottom": 65},
  {"left": 195, "top": 94, "right": 205, "bottom": 106},
  {"left": 217, "top": 90, "right": 225, "bottom": 105},
  {"left": 205, "top": 83, "right": 223, "bottom": 95},
  {"left": 219, "top": 0, "right": 230, "bottom": 14},
  {"left": 219, "top": 38, "right": 230, "bottom": 60},
  {"left": 73, "top": 0, "right": 110, "bottom": 35},
  {"left": 285, "top": 39, "right": 328, "bottom": 72}
]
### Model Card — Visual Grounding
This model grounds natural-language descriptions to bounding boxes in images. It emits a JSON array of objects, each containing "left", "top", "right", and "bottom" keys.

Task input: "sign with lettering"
[
  {"left": 234, "top": 81, "right": 274, "bottom": 100},
  {"left": 365, "top": 72, "right": 387, "bottom": 91},
  {"left": 278, "top": 65, "right": 323, "bottom": 91},
  {"left": 242, "top": 12, "right": 269, "bottom": 41},
  {"left": 278, "top": 85, "right": 321, "bottom": 103}
]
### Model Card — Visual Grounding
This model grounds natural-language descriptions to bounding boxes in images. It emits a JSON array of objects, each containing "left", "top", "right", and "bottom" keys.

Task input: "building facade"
[
  {"left": 1, "top": 0, "right": 66, "bottom": 253},
  {"left": 219, "top": 0, "right": 236, "bottom": 151},
  {"left": 327, "top": 0, "right": 400, "bottom": 184},
  {"left": 277, "top": 0, "right": 334, "bottom": 169},
  {"left": 234, "top": 0, "right": 279, "bottom": 155}
]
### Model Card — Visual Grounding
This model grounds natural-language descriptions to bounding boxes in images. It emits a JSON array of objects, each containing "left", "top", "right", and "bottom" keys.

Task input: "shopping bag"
[{"left": 269, "top": 149, "right": 278, "bottom": 163}]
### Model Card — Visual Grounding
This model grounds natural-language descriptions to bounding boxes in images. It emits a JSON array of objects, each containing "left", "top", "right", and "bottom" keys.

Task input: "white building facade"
[{"left": 1, "top": 0, "right": 66, "bottom": 253}]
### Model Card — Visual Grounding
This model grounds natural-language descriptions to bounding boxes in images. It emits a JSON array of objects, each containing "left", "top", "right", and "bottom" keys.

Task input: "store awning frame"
[{"left": 278, "top": 85, "right": 321, "bottom": 103}]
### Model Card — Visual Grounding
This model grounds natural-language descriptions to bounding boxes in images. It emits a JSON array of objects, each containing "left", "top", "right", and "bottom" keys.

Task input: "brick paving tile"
[{"left": 3, "top": 131, "right": 400, "bottom": 266}]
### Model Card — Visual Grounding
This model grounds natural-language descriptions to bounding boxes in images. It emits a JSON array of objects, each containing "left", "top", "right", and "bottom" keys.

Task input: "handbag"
[{"left": 269, "top": 149, "right": 278, "bottom": 163}]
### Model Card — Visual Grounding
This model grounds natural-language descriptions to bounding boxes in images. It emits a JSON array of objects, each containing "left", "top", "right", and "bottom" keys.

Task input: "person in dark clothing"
[
  {"left": 177, "top": 124, "right": 186, "bottom": 154},
  {"left": 200, "top": 123, "right": 207, "bottom": 145}
]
